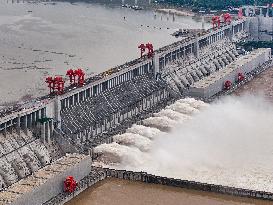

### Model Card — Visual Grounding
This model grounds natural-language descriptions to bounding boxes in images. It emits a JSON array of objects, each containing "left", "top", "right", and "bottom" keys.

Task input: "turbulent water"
[
  {"left": 0, "top": 0, "right": 208, "bottom": 105},
  {"left": 93, "top": 95, "right": 273, "bottom": 192}
]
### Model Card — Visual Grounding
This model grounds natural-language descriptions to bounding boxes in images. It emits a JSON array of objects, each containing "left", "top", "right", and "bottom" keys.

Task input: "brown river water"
[{"left": 65, "top": 178, "right": 272, "bottom": 205}]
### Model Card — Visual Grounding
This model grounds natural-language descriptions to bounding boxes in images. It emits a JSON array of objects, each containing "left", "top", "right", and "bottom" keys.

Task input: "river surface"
[
  {"left": 0, "top": 0, "right": 208, "bottom": 105},
  {"left": 65, "top": 178, "right": 272, "bottom": 205}
]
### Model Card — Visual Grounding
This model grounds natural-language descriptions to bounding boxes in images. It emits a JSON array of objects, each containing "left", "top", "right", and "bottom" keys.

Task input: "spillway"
[{"left": 93, "top": 95, "right": 273, "bottom": 193}]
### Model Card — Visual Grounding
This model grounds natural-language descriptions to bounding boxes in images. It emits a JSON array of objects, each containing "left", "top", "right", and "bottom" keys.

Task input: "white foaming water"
[
  {"left": 178, "top": 97, "right": 209, "bottom": 109},
  {"left": 126, "top": 124, "right": 162, "bottom": 140},
  {"left": 153, "top": 109, "right": 190, "bottom": 121},
  {"left": 113, "top": 133, "right": 152, "bottom": 152},
  {"left": 142, "top": 116, "right": 177, "bottom": 132},
  {"left": 93, "top": 96, "right": 273, "bottom": 192},
  {"left": 93, "top": 142, "right": 149, "bottom": 167},
  {"left": 166, "top": 101, "right": 199, "bottom": 115}
]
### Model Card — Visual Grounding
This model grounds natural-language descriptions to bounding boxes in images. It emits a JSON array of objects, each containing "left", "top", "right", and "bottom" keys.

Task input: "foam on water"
[
  {"left": 142, "top": 116, "right": 177, "bottom": 132},
  {"left": 166, "top": 101, "right": 199, "bottom": 115},
  {"left": 93, "top": 142, "right": 148, "bottom": 167},
  {"left": 93, "top": 96, "right": 273, "bottom": 192},
  {"left": 177, "top": 97, "right": 209, "bottom": 109},
  {"left": 153, "top": 109, "right": 190, "bottom": 121},
  {"left": 113, "top": 133, "right": 152, "bottom": 152},
  {"left": 126, "top": 124, "right": 162, "bottom": 140}
]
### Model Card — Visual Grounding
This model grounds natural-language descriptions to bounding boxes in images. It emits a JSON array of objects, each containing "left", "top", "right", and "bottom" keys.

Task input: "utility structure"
[
  {"left": 66, "top": 69, "right": 76, "bottom": 85},
  {"left": 146, "top": 43, "right": 154, "bottom": 58},
  {"left": 224, "top": 80, "right": 232, "bottom": 90},
  {"left": 238, "top": 8, "right": 243, "bottom": 19},
  {"left": 138, "top": 43, "right": 154, "bottom": 58},
  {"left": 212, "top": 16, "right": 221, "bottom": 29},
  {"left": 66, "top": 68, "right": 85, "bottom": 86},
  {"left": 138, "top": 43, "right": 146, "bottom": 57},
  {"left": 238, "top": 72, "right": 245, "bottom": 82},
  {"left": 45, "top": 76, "right": 65, "bottom": 95},
  {"left": 223, "top": 13, "right": 232, "bottom": 24}
]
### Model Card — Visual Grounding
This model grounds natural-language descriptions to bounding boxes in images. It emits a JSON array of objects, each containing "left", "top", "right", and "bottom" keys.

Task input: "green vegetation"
[
  {"left": 237, "top": 41, "right": 273, "bottom": 51},
  {"left": 163, "top": 0, "right": 273, "bottom": 10}
]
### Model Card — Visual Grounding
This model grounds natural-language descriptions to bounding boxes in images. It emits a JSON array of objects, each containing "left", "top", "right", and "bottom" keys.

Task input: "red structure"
[
  {"left": 238, "top": 8, "right": 243, "bottom": 19},
  {"left": 75, "top": 68, "right": 85, "bottom": 86},
  {"left": 54, "top": 76, "right": 65, "bottom": 95},
  {"left": 45, "top": 77, "right": 55, "bottom": 94},
  {"left": 138, "top": 43, "right": 146, "bottom": 57},
  {"left": 224, "top": 80, "right": 232, "bottom": 90},
  {"left": 146, "top": 43, "right": 154, "bottom": 58},
  {"left": 212, "top": 16, "right": 221, "bottom": 29},
  {"left": 64, "top": 176, "right": 77, "bottom": 193},
  {"left": 66, "top": 69, "right": 85, "bottom": 86},
  {"left": 138, "top": 43, "right": 154, "bottom": 58},
  {"left": 238, "top": 72, "right": 245, "bottom": 82},
  {"left": 45, "top": 76, "right": 65, "bottom": 95},
  {"left": 66, "top": 69, "right": 76, "bottom": 85},
  {"left": 223, "top": 13, "right": 232, "bottom": 24}
]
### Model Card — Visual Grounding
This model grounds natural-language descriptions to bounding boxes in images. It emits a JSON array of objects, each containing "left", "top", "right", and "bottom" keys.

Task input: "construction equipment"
[
  {"left": 238, "top": 72, "right": 245, "bottom": 82},
  {"left": 45, "top": 76, "right": 65, "bottom": 95},
  {"left": 223, "top": 13, "right": 232, "bottom": 24},
  {"left": 146, "top": 43, "right": 154, "bottom": 58},
  {"left": 66, "top": 69, "right": 85, "bottom": 86},
  {"left": 212, "top": 16, "right": 221, "bottom": 29},
  {"left": 138, "top": 43, "right": 146, "bottom": 57},
  {"left": 138, "top": 43, "right": 154, "bottom": 58}
]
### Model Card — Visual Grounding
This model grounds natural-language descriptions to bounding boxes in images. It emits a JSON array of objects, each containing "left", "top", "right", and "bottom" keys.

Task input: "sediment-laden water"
[
  {"left": 0, "top": 0, "right": 207, "bottom": 104},
  {"left": 65, "top": 178, "right": 270, "bottom": 205}
]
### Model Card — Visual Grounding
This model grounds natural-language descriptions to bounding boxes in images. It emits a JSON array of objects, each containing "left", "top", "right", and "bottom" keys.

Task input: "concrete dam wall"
[{"left": 1, "top": 16, "right": 271, "bottom": 205}]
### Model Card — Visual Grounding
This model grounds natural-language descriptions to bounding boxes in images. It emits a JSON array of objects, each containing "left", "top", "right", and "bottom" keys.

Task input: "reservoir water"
[{"left": 0, "top": 0, "right": 208, "bottom": 104}]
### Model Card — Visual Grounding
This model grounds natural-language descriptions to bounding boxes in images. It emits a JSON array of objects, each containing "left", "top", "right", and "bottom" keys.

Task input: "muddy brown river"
[
  {"left": 65, "top": 178, "right": 272, "bottom": 205},
  {"left": 234, "top": 66, "right": 273, "bottom": 102}
]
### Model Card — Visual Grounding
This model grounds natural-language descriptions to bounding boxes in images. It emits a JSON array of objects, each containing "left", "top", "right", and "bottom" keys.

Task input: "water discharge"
[{"left": 93, "top": 95, "right": 273, "bottom": 192}]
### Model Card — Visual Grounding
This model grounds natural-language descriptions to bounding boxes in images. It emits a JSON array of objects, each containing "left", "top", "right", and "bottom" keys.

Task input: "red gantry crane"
[
  {"left": 224, "top": 80, "right": 232, "bottom": 90},
  {"left": 223, "top": 13, "right": 232, "bottom": 24},
  {"left": 138, "top": 43, "right": 154, "bottom": 58},
  {"left": 212, "top": 16, "right": 221, "bottom": 29},
  {"left": 66, "top": 68, "right": 85, "bottom": 86},
  {"left": 45, "top": 77, "right": 54, "bottom": 94},
  {"left": 238, "top": 72, "right": 245, "bottom": 82},
  {"left": 138, "top": 43, "right": 146, "bottom": 57},
  {"left": 75, "top": 68, "right": 85, "bottom": 86},
  {"left": 238, "top": 8, "right": 243, "bottom": 19},
  {"left": 46, "top": 68, "right": 86, "bottom": 95},
  {"left": 66, "top": 69, "right": 76, "bottom": 85},
  {"left": 54, "top": 76, "right": 65, "bottom": 95},
  {"left": 45, "top": 76, "right": 65, "bottom": 95},
  {"left": 146, "top": 43, "right": 154, "bottom": 58}
]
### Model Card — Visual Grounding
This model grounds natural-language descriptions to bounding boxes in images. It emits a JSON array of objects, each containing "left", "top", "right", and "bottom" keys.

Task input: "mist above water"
[{"left": 94, "top": 95, "right": 273, "bottom": 192}]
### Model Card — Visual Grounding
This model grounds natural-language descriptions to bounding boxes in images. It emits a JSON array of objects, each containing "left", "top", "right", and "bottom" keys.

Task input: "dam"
[{"left": 0, "top": 6, "right": 273, "bottom": 204}]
